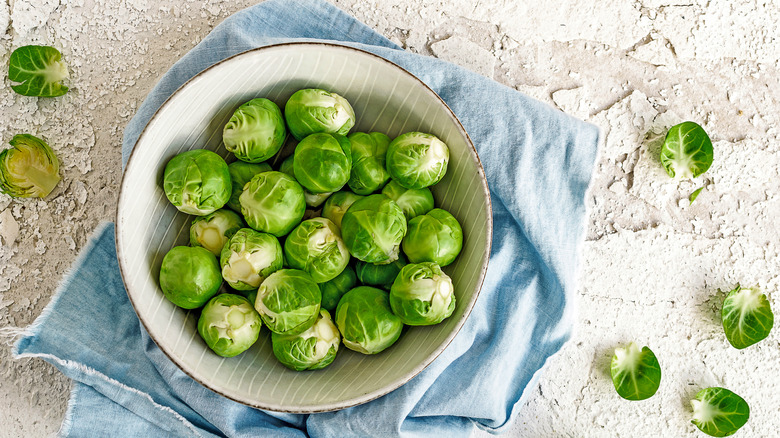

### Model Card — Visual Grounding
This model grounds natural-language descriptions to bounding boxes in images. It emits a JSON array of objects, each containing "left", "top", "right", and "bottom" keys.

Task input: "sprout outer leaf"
[
  {"left": 9, "top": 45, "right": 69, "bottom": 97},
  {"left": 610, "top": 342, "right": 661, "bottom": 401},
  {"left": 660, "top": 121, "right": 714, "bottom": 179},
  {"left": 691, "top": 387, "right": 749, "bottom": 437},
  {"left": 721, "top": 284, "right": 774, "bottom": 349}
]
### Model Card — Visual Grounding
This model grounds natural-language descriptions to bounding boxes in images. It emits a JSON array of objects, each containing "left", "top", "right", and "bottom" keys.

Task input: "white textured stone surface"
[{"left": 1, "top": 1, "right": 778, "bottom": 436}]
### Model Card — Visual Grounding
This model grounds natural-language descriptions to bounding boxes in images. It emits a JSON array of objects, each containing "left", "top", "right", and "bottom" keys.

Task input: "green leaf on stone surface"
[
  {"left": 8, "top": 45, "right": 69, "bottom": 97},
  {"left": 691, "top": 387, "right": 749, "bottom": 437},
  {"left": 610, "top": 342, "right": 661, "bottom": 401},
  {"left": 721, "top": 284, "right": 774, "bottom": 349},
  {"left": 689, "top": 186, "right": 704, "bottom": 205},
  {"left": 660, "top": 121, "right": 713, "bottom": 179}
]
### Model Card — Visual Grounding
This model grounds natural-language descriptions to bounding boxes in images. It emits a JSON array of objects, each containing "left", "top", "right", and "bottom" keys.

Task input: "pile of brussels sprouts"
[{"left": 158, "top": 89, "right": 464, "bottom": 371}]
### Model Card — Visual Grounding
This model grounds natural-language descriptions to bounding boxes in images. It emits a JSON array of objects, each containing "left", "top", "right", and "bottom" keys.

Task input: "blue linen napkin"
[{"left": 13, "top": 0, "right": 599, "bottom": 436}]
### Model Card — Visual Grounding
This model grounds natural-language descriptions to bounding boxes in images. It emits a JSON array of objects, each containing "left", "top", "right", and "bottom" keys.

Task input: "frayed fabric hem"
[{"left": 15, "top": 351, "right": 203, "bottom": 437}]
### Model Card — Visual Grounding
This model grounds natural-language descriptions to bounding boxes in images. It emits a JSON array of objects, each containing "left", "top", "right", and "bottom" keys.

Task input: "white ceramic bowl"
[{"left": 116, "top": 42, "right": 492, "bottom": 413}]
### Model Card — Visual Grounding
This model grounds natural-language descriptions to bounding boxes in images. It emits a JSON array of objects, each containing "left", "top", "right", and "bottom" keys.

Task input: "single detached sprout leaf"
[
  {"left": 660, "top": 121, "right": 713, "bottom": 179},
  {"left": 610, "top": 342, "right": 661, "bottom": 401},
  {"left": 721, "top": 284, "right": 774, "bottom": 349},
  {"left": 8, "top": 45, "right": 70, "bottom": 97},
  {"left": 0, "top": 134, "right": 61, "bottom": 198},
  {"left": 691, "top": 387, "right": 749, "bottom": 437},
  {"left": 689, "top": 186, "right": 704, "bottom": 205}
]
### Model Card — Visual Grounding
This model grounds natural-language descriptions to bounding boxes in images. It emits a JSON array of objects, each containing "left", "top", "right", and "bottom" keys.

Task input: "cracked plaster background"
[{"left": 0, "top": 0, "right": 778, "bottom": 436}]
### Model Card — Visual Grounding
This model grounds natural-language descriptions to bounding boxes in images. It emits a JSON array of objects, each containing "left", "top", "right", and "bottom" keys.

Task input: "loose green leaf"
[
  {"left": 0, "top": 134, "right": 60, "bottom": 198},
  {"left": 691, "top": 387, "right": 749, "bottom": 437},
  {"left": 8, "top": 45, "right": 69, "bottom": 97},
  {"left": 721, "top": 285, "right": 774, "bottom": 349},
  {"left": 660, "top": 121, "right": 713, "bottom": 179},
  {"left": 689, "top": 186, "right": 704, "bottom": 205},
  {"left": 610, "top": 342, "right": 661, "bottom": 400}
]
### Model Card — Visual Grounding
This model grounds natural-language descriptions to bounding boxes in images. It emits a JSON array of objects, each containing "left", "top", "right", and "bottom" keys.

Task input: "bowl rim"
[{"left": 115, "top": 41, "right": 493, "bottom": 413}]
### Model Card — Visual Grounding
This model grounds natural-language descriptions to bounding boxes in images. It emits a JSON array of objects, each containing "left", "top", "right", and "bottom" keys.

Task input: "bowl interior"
[{"left": 117, "top": 43, "right": 491, "bottom": 412}]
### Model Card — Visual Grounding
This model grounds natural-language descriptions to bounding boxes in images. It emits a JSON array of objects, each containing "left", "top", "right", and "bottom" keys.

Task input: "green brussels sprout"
[
  {"left": 245, "top": 289, "right": 258, "bottom": 306},
  {"left": 197, "top": 294, "right": 262, "bottom": 357},
  {"left": 163, "top": 149, "right": 232, "bottom": 215},
  {"left": 189, "top": 209, "right": 245, "bottom": 256},
  {"left": 402, "top": 208, "right": 463, "bottom": 267},
  {"left": 272, "top": 309, "right": 340, "bottom": 371},
  {"left": 293, "top": 133, "right": 352, "bottom": 194},
  {"left": 347, "top": 132, "right": 390, "bottom": 195},
  {"left": 335, "top": 286, "right": 403, "bottom": 354},
  {"left": 610, "top": 343, "right": 661, "bottom": 401},
  {"left": 304, "top": 191, "right": 332, "bottom": 208},
  {"left": 255, "top": 269, "right": 321, "bottom": 335},
  {"left": 340, "top": 194, "right": 407, "bottom": 264},
  {"left": 284, "top": 89, "right": 355, "bottom": 141},
  {"left": 159, "top": 246, "right": 222, "bottom": 309},
  {"left": 284, "top": 218, "right": 350, "bottom": 283},
  {"left": 660, "top": 121, "right": 714, "bottom": 179},
  {"left": 691, "top": 387, "right": 749, "bottom": 437},
  {"left": 386, "top": 132, "right": 449, "bottom": 189},
  {"left": 278, "top": 154, "right": 296, "bottom": 178},
  {"left": 320, "top": 266, "right": 357, "bottom": 312},
  {"left": 389, "top": 262, "right": 455, "bottom": 326},
  {"left": 321, "top": 191, "right": 364, "bottom": 229},
  {"left": 226, "top": 161, "right": 272, "bottom": 212},
  {"left": 239, "top": 171, "right": 305, "bottom": 237},
  {"left": 223, "top": 98, "right": 286, "bottom": 163},
  {"left": 0, "top": 134, "right": 60, "bottom": 198},
  {"left": 220, "top": 228, "right": 283, "bottom": 290},
  {"left": 8, "top": 45, "right": 69, "bottom": 97},
  {"left": 278, "top": 155, "right": 333, "bottom": 207},
  {"left": 356, "top": 253, "right": 407, "bottom": 290},
  {"left": 381, "top": 180, "right": 434, "bottom": 221}
]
